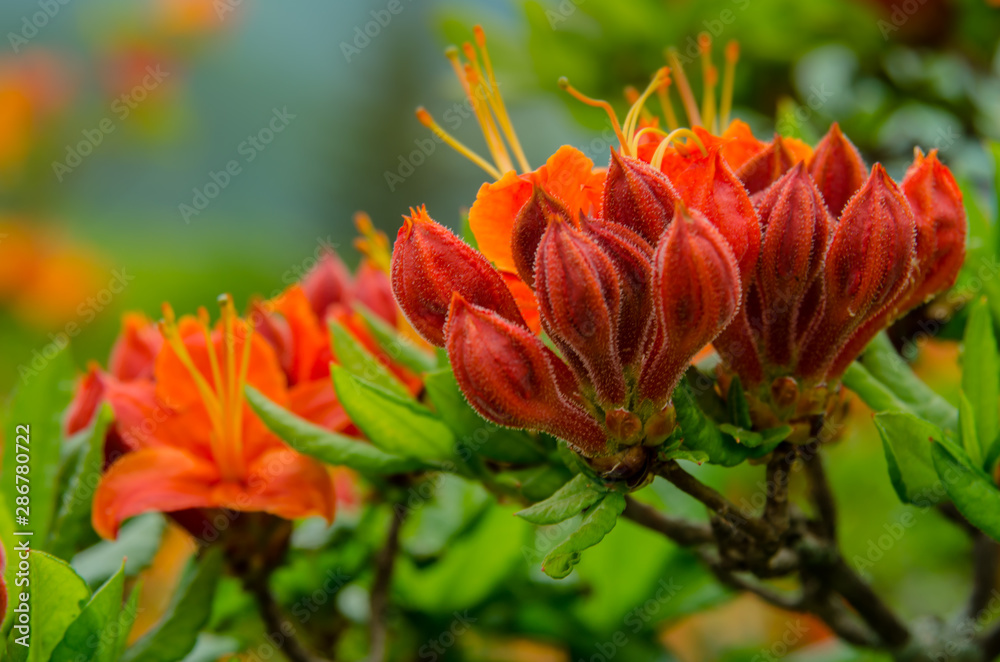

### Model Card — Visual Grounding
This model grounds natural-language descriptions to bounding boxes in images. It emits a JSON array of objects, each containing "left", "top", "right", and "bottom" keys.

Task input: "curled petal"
[
  {"left": 735, "top": 134, "right": 801, "bottom": 196},
  {"left": 445, "top": 295, "right": 606, "bottom": 456},
  {"left": 390, "top": 206, "right": 526, "bottom": 346}
]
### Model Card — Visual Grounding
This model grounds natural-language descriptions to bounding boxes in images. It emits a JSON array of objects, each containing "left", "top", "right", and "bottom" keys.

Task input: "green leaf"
[
  {"left": 246, "top": 386, "right": 424, "bottom": 475},
  {"left": 122, "top": 547, "right": 224, "bottom": 662},
  {"left": 332, "top": 366, "right": 455, "bottom": 461},
  {"left": 855, "top": 332, "right": 957, "bottom": 430},
  {"left": 931, "top": 442, "right": 1000, "bottom": 542},
  {"left": 48, "top": 406, "right": 113, "bottom": 559},
  {"left": 516, "top": 474, "right": 607, "bottom": 525},
  {"left": 494, "top": 464, "right": 574, "bottom": 502},
  {"left": 961, "top": 300, "right": 999, "bottom": 465},
  {"left": 423, "top": 368, "right": 545, "bottom": 464},
  {"left": 6, "top": 550, "right": 91, "bottom": 662},
  {"left": 873, "top": 412, "right": 945, "bottom": 505},
  {"left": 72, "top": 514, "right": 166, "bottom": 586},
  {"left": 659, "top": 449, "right": 711, "bottom": 464},
  {"left": 329, "top": 320, "right": 410, "bottom": 398},
  {"left": 51, "top": 562, "right": 126, "bottom": 662},
  {"left": 353, "top": 303, "right": 437, "bottom": 374},
  {"left": 542, "top": 492, "right": 626, "bottom": 579},
  {"left": 959, "top": 392, "right": 983, "bottom": 469},
  {"left": 726, "top": 376, "right": 752, "bottom": 429},
  {"left": 2, "top": 350, "right": 75, "bottom": 544},
  {"left": 673, "top": 380, "right": 751, "bottom": 467}
]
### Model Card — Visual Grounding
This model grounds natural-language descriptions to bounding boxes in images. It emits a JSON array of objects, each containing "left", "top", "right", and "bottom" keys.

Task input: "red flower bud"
[
  {"left": 603, "top": 150, "right": 678, "bottom": 245},
  {"left": 661, "top": 147, "right": 761, "bottom": 288},
  {"left": 445, "top": 295, "right": 606, "bottom": 456},
  {"left": 302, "top": 249, "right": 352, "bottom": 319},
  {"left": 799, "top": 164, "right": 916, "bottom": 380},
  {"left": 511, "top": 185, "right": 573, "bottom": 288},
  {"left": 755, "top": 163, "right": 832, "bottom": 366},
  {"left": 535, "top": 216, "right": 627, "bottom": 405},
  {"left": 899, "top": 149, "right": 966, "bottom": 311},
  {"left": 353, "top": 259, "right": 397, "bottom": 326},
  {"left": 391, "top": 206, "right": 526, "bottom": 346},
  {"left": 580, "top": 218, "right": 654, "bottom": 367},
  {"left": 639, "top": 205, "right": 741, "bottom": 405},
  {"left": 735, "top": 134, "right": 799, "bottom": 196},
  {"left": 807, "top": 123, "right": 867, "bottom": 218}
]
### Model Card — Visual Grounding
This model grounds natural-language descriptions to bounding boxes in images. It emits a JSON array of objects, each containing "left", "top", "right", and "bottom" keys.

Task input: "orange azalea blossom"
[
  {"left": 403, "top": 27, "right": 966, "bottom": 452},
  {"left": 92, "top": 295, "right": 336, "bottom": 539}
]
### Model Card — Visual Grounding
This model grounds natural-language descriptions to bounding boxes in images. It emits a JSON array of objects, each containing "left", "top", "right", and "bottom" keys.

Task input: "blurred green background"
[{"left": 2, "top": 0, "right": 1000, "bottom": 659}]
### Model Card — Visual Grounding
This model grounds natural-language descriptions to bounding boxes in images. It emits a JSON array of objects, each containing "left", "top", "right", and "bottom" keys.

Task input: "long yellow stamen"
[
  {"left": 649, "top": 128, "right": 708, "bottom": 171},
  {"left": 232, "top": 314, "right": 254, "bottom": 460},
  {"left": 415, "top": 107, "right": 502, "bottom": 180},
  {"left": 354, "top": 211, "right": 392, "bottom": 273},
  {"left": 159, "top": 304, "right": 224, "bottom": 439},
  {"left": 196, "top": 306, "right": 224, "bottom": 407},
  {"left": 461, "top": 51, "right": 515, "bottom": 174},
  {"left": 624, "top": 68, "right": 669, "bottom": 155},
  {"left": 473, "top": 25, "right": 530, "bottom": 173},
  {"left": 698, "top": 35, "right": 718, "bottom": 134},
  {"left": 558, "top": 76, "right": 628, "bottom": 153},
  {"left": 657, "top": 76, "right": 679, "bottom": 132},
  {"left": 720, "top": 41, "right": 739, "bottom": 129},
  {"left": 665, "top": 48, "right": 702, "bottom": 127}
]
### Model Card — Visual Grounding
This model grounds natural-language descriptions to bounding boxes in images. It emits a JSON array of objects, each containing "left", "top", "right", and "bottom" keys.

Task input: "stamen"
[
  {"left": 232, "top": 314, "right": 254, "bottom": 460},
  {"left": 415, "top": 107, "right": 502, "bottom": 180},
  {"left": 196, "top": 305, "right": 225, "bottom": 409},
  {"left": 473, "top": 26, "right": 531, "bottom": 173},
  {"left": 649, "top": 128, "right": 708, "bottom": 171},
  {"left": 354, "top": 211, "right": 392, "bottom": 273},
  {"left": 559, "top": 77, "right": 628, "bottom": 153},
  {"left": 720, "top": 41, "right": 739, "bottom": 128},
  {"left": 665, "top": 48, "right": 702, "bottom": 127},
  {"left": 699, "top": 35, "right": 718, "bottom": 133},
  {"left": 656, "top": 75, "right": 679, "bottom": 132},
  {"left": 218, "top": 293, "right": 245, "bottom": 480},
  {"left": 158, "top": 303, "right": 223, "bottom": 430},
  {"left": 624, "top": 68, "right": 669, "bottom": 155},
  {"left": 441, "top": 46, "right": 511, "bottom": 176},
  {"left": 462, "top": 61, "right": 515, "bottom": 173}
]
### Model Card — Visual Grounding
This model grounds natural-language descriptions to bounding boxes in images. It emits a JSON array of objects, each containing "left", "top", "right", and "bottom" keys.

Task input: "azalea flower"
[{"left": 91, "top": 295, "right": 337, "bottom": 539}]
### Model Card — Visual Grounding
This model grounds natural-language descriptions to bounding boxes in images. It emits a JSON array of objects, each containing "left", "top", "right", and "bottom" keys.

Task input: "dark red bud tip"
[
  {"left": 391, "top": 206, "right": 526, "bottom": 346},
  {"left": 798, "top": 163, "right": 917, "bottom": 380},
  {"left": 899, "top": 149, "right": 967, "bottom": 310},
  {"left": 535, "top": 218, "right": 628, "bottom": 406},
  {"left": 640, "top": 205, "right": 741, "bottom": 404},
  {"left": 445, "top": 295, "right": 607, "bottom": 456},
  {"left": 603, "top": 149, "right": 678, "bottom": 245},
  {"left": 302, "top": 249, "right": 352, "bottom": 319},
  {"left": 755, "top": 163, "right": 832, "bottom": 366},
  {"left": 735, "top": 134, "right": 799, "bottom": 195},
  {"left": 511, "top": 185, "right": 573, "bottom": 288},
  {"left": 807, "top": 122, "right": 867, "bottom": 218}
]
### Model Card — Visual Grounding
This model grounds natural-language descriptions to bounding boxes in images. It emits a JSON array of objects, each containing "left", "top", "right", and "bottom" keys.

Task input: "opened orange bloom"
[{"left": 92, "top": 295, "right": 336, "bottom": 539}]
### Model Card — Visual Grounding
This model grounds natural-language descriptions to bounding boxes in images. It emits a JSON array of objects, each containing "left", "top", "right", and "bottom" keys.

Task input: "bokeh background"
[{"left": 2, "top": 0, "right": 1000, "bottom": 659}]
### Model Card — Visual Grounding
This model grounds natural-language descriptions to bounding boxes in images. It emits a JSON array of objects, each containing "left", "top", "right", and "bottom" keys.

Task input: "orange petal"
[
  {"left": 288, "top": 379, "right": 354, "bottom": 433},
  {"left": 273, "top": 285, "right": 332, "bottom": 384},
  {"left": 93, "top": 446, "right": 220, "bottom": 539},
  {"left": 533, "top": 145, "right": 602, "bottom": 217},
  {"left": 234, "top": 447, "right": 336, "bottom": 523},
  {"left": 716, "top": 120, "right": 767, "bottom": 171},
  {"left": 468, "top": 170, "right": 534, "bottom": 273},
  {"left": 109, "top": 313, "right": 162, "bottom": 381},
  {"left": 501, "top": 271, "right": 541, "bottom": 334}
]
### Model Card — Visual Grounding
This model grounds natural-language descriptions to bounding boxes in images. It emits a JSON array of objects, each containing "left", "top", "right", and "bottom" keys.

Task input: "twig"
[
  {"left": 827, "top": 558, "right": 911, "bottom": 648},
  {"left": 764, "top": 444, "right": 792, "bottom": 536},
  {"left": 659, "top": 460, "right": 775, "bottom": 541},
  {"left": 369, "top": 504, "right": 407, "bottom": 662},
  {"left": 622, "top": 496, "right": 715, "bottom": 546},
  {"left": 981, "top": 620, "right": 1000, "bottom": 661},
  {"left": 245, "top": 575, "right": 327, "bottom": 662},
  {"left": 695, "top": 548, "right": 800, "bottom": 610},
  {"left": 969, "top": 532, "right": 999, "bottom": 619},
  {"left": 809, "top": 594, "right": 882, "bottom": 648},
  {"left": 801, "top": 441, "right": 836, "bottom": 540}
]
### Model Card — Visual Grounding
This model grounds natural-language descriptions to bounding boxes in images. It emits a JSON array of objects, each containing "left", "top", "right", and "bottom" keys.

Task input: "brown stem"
[
  {"left": 801, "top": 441, "right": 836, "bottom": 540},
  {"left": 969, "top": 532, "right": 999, "bottom": 619},
  {"left": 658, "top": 460, "right": 775, "bottom": 542},
  {"left": 245, "top": 575, "right": 327, "bottom": 662},
  {"left": 827, "top": 558, "right": 911, "bottom": 649},
  {"left": 764, "top": 444, "right": 792, "bottom": 536},
  {"left": 622, "top": 496, "right": 715, "bottom": 546},
  {"left": 369, "top": 504, "right": 407, "bottom": 662}
]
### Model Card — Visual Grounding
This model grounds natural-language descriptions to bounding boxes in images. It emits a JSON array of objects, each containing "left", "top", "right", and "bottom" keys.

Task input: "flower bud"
[
  {"left": 391, "top": 206, "right": 526, "bottom": 346},
  {"left": 511, "top": 185, "right": 572, "bottom": 288},
  {"left": 807, "top": 123, "right": 867, "bottom": 218},
  {"left": 639, "top": 205, "right": 741, "bottom": 405},
  {"left": 755, "top": 163, "right": 832, "bottom": 366},
  {"left": 535, "top": 217, "right": 627, "bottom": 405},
  {"left": 899, "top": 149, "right": 966, "bottom": 311},
  {"left": 445, "top": 295, "right": 606, "bottom": 456},
  {"left": 735, "top": 134, "right": 799, "bottom": 196},
  {"left": 799, "top": 164, "right": 916, "bottom": 380},
  {"left": 352, "top": 259, "right": 397, "bottom": 325},
  {"left": 603, "top": 150, "right": 678, "bottom": 244},
  {"left": 580, "top": 218, "right": 654, "bottom": 367},
  {"left": 302, "top": 249, "right": 352, "bottom": 319},
  {"left": 661, "top": 147, "right": 761, "bottom": 288},
  {"left": 605, "top": 408, "right": 643, "bottom": 445}
]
